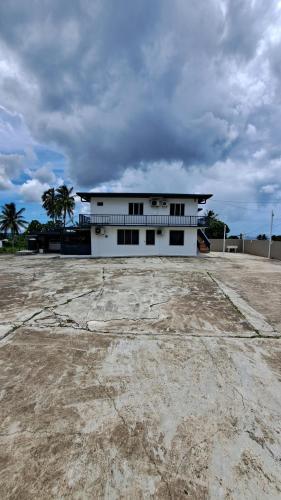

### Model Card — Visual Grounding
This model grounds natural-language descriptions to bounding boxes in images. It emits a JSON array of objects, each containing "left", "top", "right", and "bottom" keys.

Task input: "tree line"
[{"left": 0, "top": 185, "right": 75, "bottom": 246}]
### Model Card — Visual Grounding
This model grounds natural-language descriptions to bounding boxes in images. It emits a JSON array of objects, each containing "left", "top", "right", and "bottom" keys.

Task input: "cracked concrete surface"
[{"left": 0, "top": 253, "right": 281, "bottom": 499}]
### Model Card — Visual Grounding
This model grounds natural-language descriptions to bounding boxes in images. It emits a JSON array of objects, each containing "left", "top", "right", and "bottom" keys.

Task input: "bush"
[
  {"left": 0, "top": 246, "right": 17, "bottom": 254},
  {"left": 0, "top": 234, "right": 27, "bottom": 253}
]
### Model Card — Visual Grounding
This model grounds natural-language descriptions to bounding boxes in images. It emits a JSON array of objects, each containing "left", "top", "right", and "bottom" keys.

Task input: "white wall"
[
  {"left": 90, "top": 196, "right": 198, "bottom": 216},
  {"left": 91, "top": 226, "right": 198, "bottom": 257}
]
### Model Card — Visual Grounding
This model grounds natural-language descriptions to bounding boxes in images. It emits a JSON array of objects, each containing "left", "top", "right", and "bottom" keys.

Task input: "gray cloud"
[
  {"left": 33, "top": 164, "right": 56, "bottom": 184},
  {"left": 0, "top": 152, "right": 25, "bottom": 190},
  {"left": 0, "top": 0, "right": 280, "bottom": 214}
]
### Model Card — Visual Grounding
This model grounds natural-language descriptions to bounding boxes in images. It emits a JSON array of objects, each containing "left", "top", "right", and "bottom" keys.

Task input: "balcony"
[{"left": 79, "top": 214, "right": 207, "bottom": 227}]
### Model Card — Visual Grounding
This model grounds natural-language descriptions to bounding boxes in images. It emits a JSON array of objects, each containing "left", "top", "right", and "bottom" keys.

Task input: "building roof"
[{"left": 77, "top": 192, "right": 213, "bottom": 204}]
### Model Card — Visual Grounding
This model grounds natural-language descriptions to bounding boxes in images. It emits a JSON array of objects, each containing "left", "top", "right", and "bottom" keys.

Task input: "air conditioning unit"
[
  {"left": 150, "top": 199, "right": 160, "bottom": 207},
  {"left": 156, "top": 229, "right": 163, "bottom": 235},
  {"left": 95, "top": 226, "right": 105, "bottom": 235},
  {"left": 161, "top": 200, "right": 168, "bottom": 207}
]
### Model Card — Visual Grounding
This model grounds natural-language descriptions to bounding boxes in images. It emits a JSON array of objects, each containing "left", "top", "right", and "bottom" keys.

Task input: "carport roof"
[{"left": 77, "top": 192, "right": 213, "bottom": 204}]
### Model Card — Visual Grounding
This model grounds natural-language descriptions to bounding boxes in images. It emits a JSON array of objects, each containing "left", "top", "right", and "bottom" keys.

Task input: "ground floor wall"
[{"left": 91, "top": 226, "right": 198, "bottom": 257}]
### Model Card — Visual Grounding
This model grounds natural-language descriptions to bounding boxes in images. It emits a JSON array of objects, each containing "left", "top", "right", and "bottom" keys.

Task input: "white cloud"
[
  {"left": 260, "top": 184, "right": 280, "bottom": 194},
  {"left": 0, "top": 166, "right": 14, "bottom": 190},
  {"left": 253, "top": 149, "right": 267, "bottom": 159},
  {"left": 19, "top": 179, "right": 50, "bottom": 202}
]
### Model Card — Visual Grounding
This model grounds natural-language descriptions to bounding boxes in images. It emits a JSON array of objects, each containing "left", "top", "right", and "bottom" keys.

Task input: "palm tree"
[
  {"left": 42, "top": 188, "right": 60, "bottom": 222},
  {"left": 56, "top": 185, "right": 75, "bottom": 229},
  {"left": 205, "top": 210, "right": 218, "bottom": 221},
  {"left": 0, "top": 203, "right": 27, "bottom": 246}
]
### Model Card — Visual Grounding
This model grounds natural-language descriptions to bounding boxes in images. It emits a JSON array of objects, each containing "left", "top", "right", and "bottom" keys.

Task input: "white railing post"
[
  {"left": 223, "top": 224, "right": 226, "bottom": 253},
  {"left": 268, "top": 210, "right": 274, "bottom": 259}
]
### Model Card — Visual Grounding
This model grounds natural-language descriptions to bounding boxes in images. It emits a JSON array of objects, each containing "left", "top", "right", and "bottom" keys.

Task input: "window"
[
  {"left": 117, "top": 229, "right": 139, "bottom": 245},
  {"left": 170, "top": 203, "right": 185, "bottom": 216},
  {"left": 146, "top": 230, "right": 155, "bottom": 245},
  {"left": 97, "top": 201, "right": 103, "bottom": 206},
  {"left": 169, "top": 230, "right": 184, "bottom": 246},
  {"left": 128, "top": 202, "right": 143, "bottom": 215}
]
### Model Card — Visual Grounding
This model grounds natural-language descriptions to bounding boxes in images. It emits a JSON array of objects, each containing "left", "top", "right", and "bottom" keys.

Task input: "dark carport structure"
[{"left": 27, "top": 227, "right": 91, "bottom": 255}]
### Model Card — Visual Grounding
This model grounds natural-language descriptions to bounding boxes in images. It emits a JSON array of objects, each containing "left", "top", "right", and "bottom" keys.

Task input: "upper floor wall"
[{"left": 89, "top": 196, "right": 199, "bottom": 216}]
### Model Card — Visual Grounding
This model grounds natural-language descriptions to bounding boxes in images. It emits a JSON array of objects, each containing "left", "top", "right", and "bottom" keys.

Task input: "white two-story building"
[{"left": 77, "top": 192, "right": 212, "bottom": 257}]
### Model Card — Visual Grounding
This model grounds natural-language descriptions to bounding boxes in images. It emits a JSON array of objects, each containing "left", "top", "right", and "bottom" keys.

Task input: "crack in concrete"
[
  {"left": 245, "top": 430, "right": 281, "bottom": 463},
  {"left": 69, "top": 328, "right": 281, "bottom": 340},
  {"left": 0, "top": 283, "right": 104, "bottom": 344},
  {"left": 200, "top": 338, "right": 225, "bottom": 381},
  {"left": 0, "top": 429, "right": 85, "bottom": 439},
  {"left": 149, "top": 299, "right": 170, "bottom": 310},
  {"left": 96, "top": 374, "right": 173, "bottom": 499},
  {"left": 175, "top": 428, "right": 226, "bottom": 477},
  {"left": 33, "top": 310, "right": 82, "bottom": 330},
  {"left": 88, "top": 316, "right": 156, "bottom": 324},
  {"left": 232, "top": 386, "right": 246, "bottom": 410},
  {"left": 237, "top": 393, "right": 281, "bottom": 419},
  {"left": 200, "top": 340, "right": 281, "bottom": 419},
  {"left": 199, "top": 339, "right": 279, "bottom": 423}
]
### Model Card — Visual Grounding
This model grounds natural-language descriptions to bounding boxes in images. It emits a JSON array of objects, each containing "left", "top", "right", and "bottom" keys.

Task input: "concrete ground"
[{"left": 0, "top": 253, "right": 281, "bottom": 499}]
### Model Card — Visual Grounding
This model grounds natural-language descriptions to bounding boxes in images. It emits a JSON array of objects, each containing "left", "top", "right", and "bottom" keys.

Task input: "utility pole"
[
  {"left": 242, "top": 233, "right": 245, "bottom": 254},
  {"left": 223, "top": 224, "right": 226, "bottom": 253},
  {"left": 268, "top": 210, "right": 274, "bottom": 259}
]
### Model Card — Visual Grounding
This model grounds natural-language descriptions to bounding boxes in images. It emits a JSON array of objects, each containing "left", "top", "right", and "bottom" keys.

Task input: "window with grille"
[
  {"left": 170, "top": 203, "right": 185, "bottom": 216},
  {"left": 128, "top": 203, "right": 144, "bottom": 215},
  {"left": 169, "top": 230, "right": 184, "bottom": 246},
  {"left": 117, "top": 229, "right": 139, "bottom": 245}
]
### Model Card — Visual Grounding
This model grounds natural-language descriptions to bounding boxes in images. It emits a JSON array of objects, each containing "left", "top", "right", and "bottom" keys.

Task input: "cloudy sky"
[{"left": 0, "top": 0, "right": 281, "bottom": 235}]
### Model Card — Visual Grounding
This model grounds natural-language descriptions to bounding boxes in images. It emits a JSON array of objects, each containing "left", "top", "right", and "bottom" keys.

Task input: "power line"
[
  {"left": 211, "top": 199, "right": 281, "bottom": 205},
  {"left": 209, "top": 202, "right": 281, "bottom": 212}
]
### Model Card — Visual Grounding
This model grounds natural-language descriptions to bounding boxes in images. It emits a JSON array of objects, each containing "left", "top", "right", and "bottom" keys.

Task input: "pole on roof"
[
  {"left": 223, "top": 224, "right": 226, "bottom": 253},
  {"left": 268, "top": 209, "right": 274, "bottom": 259}
]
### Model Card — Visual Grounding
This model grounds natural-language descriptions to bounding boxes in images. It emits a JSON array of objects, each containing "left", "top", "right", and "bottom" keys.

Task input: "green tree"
[
  {"left": 56, "top": 185, "right": 75, "bottom": 230},
  {"left": 42, "top": 188, "right": 61, "bottom": 221},
  {"left": 0, "top": 203, "right": 27, "bottom": 246},
  {"left": 42, "top": 220, "right": 63, "bottom": 232},
  {"left": 204, "top": 210, "right": 230, "bottom": 239},
  {"left": 205, "top": 210, "right": 218, "bottom": 222},
  {"left": 257, "top": 234, "right": 267, "bottom": 240},
  {"left": 26, "top": 219, "right": 43, "bottom": 234}
]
